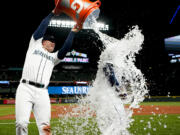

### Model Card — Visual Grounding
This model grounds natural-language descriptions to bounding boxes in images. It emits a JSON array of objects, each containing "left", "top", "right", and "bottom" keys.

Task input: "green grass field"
[
  {"left": 0, "top": 102, "right": 180, "bottom": 135},
  {"left": 139, "top": 101, "right": 180, "bottom": 106}
]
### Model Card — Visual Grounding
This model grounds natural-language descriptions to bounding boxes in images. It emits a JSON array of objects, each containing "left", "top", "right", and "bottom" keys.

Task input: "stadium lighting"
[{"left": 49, "top": 19, "right": 109, "bottom": 31}]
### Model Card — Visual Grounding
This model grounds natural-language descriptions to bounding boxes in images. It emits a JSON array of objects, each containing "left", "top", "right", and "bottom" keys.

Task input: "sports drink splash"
[
  {"left": 88, "top": 24, "right": 148, "bottom": 135},
  {"left": 53, "top": 20, "right": 148, "bottom": 135}
]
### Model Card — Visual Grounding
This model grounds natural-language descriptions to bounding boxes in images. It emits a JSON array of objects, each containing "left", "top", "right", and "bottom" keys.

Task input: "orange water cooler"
[{"left": 54, "top": 0, "right": 101, "bottom": 29}]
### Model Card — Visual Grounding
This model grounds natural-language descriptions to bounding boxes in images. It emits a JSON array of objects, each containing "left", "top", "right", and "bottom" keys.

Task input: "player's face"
[{"left": 43, "top": 40, "right": 55, "bottom": 53}]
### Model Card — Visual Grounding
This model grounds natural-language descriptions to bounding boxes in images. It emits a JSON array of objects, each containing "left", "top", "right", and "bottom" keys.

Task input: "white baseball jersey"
[{"left": 21, "top": 36, "right": 61, "bottom": 87}]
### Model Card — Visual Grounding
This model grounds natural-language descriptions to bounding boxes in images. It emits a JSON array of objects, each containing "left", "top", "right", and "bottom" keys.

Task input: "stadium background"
[
  {"left": 0, "top": 0, "right": 179, "bottom": 98},
  {"left": 0, "top": 0, "right": 180, "bottom": 135}
]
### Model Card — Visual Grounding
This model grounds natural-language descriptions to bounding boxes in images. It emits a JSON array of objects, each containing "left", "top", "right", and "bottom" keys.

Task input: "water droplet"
[
  {"left": 164, "top": 125, "right": 167, "bottom": 128},
  {"left": 140, "top": 120, "right": 144, "bottom": 123}
]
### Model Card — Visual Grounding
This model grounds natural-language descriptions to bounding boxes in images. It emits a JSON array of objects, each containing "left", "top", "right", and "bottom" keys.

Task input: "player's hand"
[
  {"left": 52, "top": 8, "right": 56, "bottom": 14},
  {"left": 71, "top": 26, "right": 81, "bottom": 33},
  {"left": 71, "top": 28, "right": 80, "bottom": 33},
  {"left": 53, "top": 7, "right": 61, "bottom": 15},
  {"left": 72, "top": 23, "right": 82, "bottom": 32}
]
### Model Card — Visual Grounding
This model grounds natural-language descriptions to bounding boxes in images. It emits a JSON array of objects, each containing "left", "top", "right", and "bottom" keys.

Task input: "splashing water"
[
  {"left": 86, "top": 25, "right": 148, "bottom": 135},
  {"left": 53, "top": 21, "right": 148, "bottom": 135}
]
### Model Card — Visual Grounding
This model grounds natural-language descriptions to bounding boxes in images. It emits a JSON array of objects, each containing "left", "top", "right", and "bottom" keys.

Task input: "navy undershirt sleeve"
[
  {"left": 57, "top": 32, "right": 75, "bottom": 59},
  {"left": 103, "top": 63, "right": 120, "bottom": 87},
  {"left": 33, "top": 13, "right": 54, "bottom": 40}
]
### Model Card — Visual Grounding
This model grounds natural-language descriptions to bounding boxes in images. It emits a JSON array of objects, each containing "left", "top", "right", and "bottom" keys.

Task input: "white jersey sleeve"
[{"left": 28, "top": 35, "right": 42, "bottom": 50}]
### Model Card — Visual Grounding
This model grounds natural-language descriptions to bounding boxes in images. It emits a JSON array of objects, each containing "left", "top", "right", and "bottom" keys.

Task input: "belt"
[{"left": 22, "top": 79, "right": 45, "bottom": 88}]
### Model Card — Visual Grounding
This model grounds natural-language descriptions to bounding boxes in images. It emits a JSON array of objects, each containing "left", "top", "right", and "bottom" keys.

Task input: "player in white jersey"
[{"left": 15, "top": 9, "right": 80, "bottom": 135}]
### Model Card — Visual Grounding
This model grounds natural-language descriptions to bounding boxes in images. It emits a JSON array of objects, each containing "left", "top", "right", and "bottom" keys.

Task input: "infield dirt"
[{"left": 0, "top": 105, "right": 180, "bottom": 120}]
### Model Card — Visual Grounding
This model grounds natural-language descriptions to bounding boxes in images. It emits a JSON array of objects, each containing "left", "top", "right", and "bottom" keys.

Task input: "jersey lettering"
[{"left": 33, "top": 50, "right": 55, "bottom": 63}]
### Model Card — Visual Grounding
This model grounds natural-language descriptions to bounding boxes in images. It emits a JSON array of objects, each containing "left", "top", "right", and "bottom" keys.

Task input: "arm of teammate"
[
  {"left": 33, "top": 11, "right": 55, "bottom": 40},
  {"left": 103, "top": 63, "right": 120, "bottom": 87},
  {"left": 57, "top": 28, "right": 79, "bottom": 59}
]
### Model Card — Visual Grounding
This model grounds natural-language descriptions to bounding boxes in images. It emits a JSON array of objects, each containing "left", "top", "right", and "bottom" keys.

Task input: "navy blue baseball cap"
[{"left": 43, "top": 35, "right": 56, "bottom": 43}]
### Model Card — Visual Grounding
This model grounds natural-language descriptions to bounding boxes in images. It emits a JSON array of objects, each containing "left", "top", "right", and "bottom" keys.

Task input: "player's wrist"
[
  {"left": 52, "top": 9, "right": 55, "bottom": 14},
  {"left": 71, "top": 28, "right": 80, "bottom": 33}
]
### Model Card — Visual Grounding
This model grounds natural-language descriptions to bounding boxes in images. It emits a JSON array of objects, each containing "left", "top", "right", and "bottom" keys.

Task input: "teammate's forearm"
[
  {"left": 104, "top": 63, "right": 120, "bottom": 86},
  {"left": 33, "top": 12, "right": 54, "bottom": 40},
  {"left": 57, "top": 32, "right": 75, "bottom": 59}
]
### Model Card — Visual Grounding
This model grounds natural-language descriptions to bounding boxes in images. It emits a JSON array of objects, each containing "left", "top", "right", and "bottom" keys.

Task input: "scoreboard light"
[{"left": 49, "top": 20, "right": 109, "bottom": 30}]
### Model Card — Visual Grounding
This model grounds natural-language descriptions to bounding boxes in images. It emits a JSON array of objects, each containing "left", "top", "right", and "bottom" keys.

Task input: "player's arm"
[
  {"left": 57, "top": 28, "right": 79, "bottom": 59},
  {"left": 33, "top": 11, "right": 55, "bottom": 40},
  {"left": 103, "top": 63, "right": 120, "bottom": 87}
]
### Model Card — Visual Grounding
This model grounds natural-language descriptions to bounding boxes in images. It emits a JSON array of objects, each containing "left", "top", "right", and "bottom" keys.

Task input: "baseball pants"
[{"left": 15, "top": 83, "right": 51, "bottom": 135}]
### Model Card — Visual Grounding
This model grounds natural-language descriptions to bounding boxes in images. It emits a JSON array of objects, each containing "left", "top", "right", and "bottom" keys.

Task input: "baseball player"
[
  {"left": 103, "top": 63, "right": 127, "bottom": 98},
  {"left": 103, "top": 63, "right": 120, "bottom": 88},
  {"left": 15, "top": 9, "right": 80, "bottom": 135}
]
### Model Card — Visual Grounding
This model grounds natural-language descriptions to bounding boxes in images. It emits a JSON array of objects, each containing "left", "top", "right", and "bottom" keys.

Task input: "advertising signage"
[
  {"left": 48, "top": 86, "right": 89, "bottom": 95},
  {"left": 61, "top": 50, "right": 89, "bottom": 63},
  {"left": 62, "top": 57, "right": 89, "bottom": 63}
]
